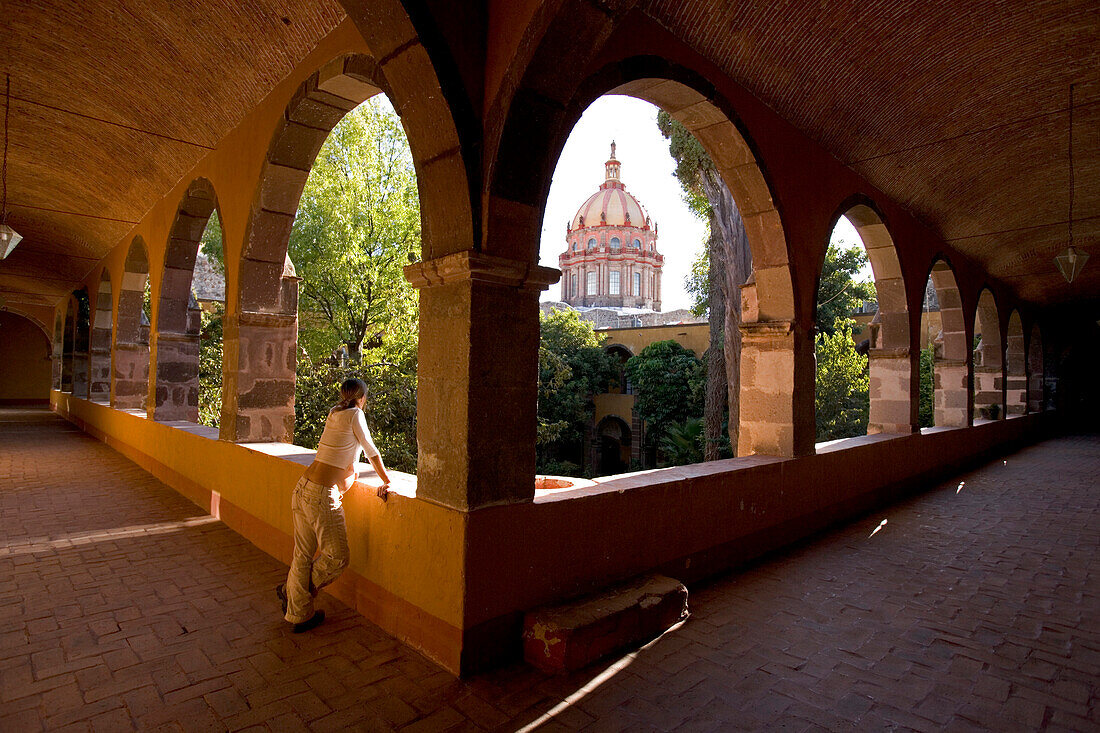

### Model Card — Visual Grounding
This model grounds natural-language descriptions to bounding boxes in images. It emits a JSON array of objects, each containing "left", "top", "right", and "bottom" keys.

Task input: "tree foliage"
[
  {"left": 293, "top": 352, "right": 418, "bottom": 473},
  {"left": 815, "top": 319, "right": 869, "bottom": 440},
  {"left": 200, "top": 211, "right": 224, "bottom": 273},
  {"left": 536, "top": 309, "right": 617, "bottom": 472},
  {"left": 624, "top": 340, "right": 705, "bottom": 449},
  {"left": 658, "top": 110, "right": 751, "bottom": 460},
  {"left": 918, "top": 343, "right": 935, "bottom": 427},
  {"left": 198, "top": 306, "right": 223, "bottom": 428},
  {"left": 817, "top": 241, "right": 876, "bottom": 336},
  {"left": 289, "top": 97, "right": 420, "bottom": 362}
]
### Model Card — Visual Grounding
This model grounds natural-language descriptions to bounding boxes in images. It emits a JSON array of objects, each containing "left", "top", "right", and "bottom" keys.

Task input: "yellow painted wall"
[
  {"left": 0, "top": 312, "right": 52, "bottom": 401},
  {"left": 593, "top": 393, "right": 635, "bottom": 427},
  {"left": 51, "top": 392, "right": 467, "bottom": 672},
  {"left": 600, "top": 322, "right": 709, "bottom": 357}
]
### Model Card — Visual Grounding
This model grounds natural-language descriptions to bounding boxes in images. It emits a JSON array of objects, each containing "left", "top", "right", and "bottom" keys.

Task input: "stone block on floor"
[{"left": 523, "top": 574, "right": 689, "bottom": 674}]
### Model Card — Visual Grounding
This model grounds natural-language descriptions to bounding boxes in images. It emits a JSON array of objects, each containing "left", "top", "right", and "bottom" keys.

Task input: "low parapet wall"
[
  {"left": 52, "top": 391, "right": 1051, "bottom": 675},
  {"left": 461, "top": 416, "right": 1052, "bottom": 671},
  {"left": 50, "top": 391, "right": 468, "bottom": 673}
]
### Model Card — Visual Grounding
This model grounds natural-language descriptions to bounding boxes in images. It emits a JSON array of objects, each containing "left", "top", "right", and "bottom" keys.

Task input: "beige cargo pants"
[{"left": 284, "top": 475, "right": 350, "bottom": 623}]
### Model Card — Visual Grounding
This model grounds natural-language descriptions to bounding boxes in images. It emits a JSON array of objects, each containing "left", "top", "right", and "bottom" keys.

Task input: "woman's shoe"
[
  {"left": 292, "top": 610, "right": 325, "bottom": 633},
  {"left": 275, "top": 584, "right": 287, "bottom": 615}
]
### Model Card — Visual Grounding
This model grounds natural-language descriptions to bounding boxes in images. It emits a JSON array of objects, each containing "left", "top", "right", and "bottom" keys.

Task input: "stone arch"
[
  {"left": 827, "top": 198, "right": 912, "bottom": 434},
  {"left": 1027, "top": 323, "right": 1045, "bottom": 412},
  {"left": 605, "top": 343, "right": 634, "bottom": 394},
  {"left": 1005, "top": 310, "right": 1026, "bottom": 416},
  {"left": 491, "top": 56, "right": 799, "bottom": 456},
  {"left": 153, "top": 178, "right": 219, "bottom": 422},
  {"left": 227, "top": 54, "right": 395, "bottom": 443},
  {"left": 90, "top": 268, "right": 113, "bottom": 402},
  {"left": 924, "top": 258, "right": 968, "bottom": 427},
  {"left": 114, "top": 236, "right": 151, "bottom": 410},
  {"left": 1, "top": 305, "right": 52, "bottom": 346},
  {"left": 0, "top": 310, "right": 52, "bottom": 401},
  {"left": 596, "top": 414, "right": 632, "bottom": 475},
  {"left": 972, "top": 288, "right": 1004, "bottom": 421}
]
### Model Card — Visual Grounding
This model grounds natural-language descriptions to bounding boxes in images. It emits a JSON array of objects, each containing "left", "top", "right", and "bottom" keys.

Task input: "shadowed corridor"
[{"left": 1, "top": 407, "right": 1097, "bottom": 731}]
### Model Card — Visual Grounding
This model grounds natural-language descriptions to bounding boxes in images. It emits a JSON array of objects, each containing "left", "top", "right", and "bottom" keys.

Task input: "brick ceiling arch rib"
[
  {"left": 639, "top": 0, "right": 1100, "bottom": 306},
  {"left": 336, "top": 0, "right": 478, "bottom": 260},
  {"left": 1, "top": 0, "right": 348, "bottom": 310}
]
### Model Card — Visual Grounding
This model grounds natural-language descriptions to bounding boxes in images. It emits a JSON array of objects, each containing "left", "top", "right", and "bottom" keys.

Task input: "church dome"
[{"left": 570, "top": 143, "right": 649, "bottom": 230}]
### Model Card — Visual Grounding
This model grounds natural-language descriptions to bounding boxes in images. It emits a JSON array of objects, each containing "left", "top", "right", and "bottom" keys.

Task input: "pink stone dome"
[{"left": 570, "top": 142, "right": 650, "bottom": 230}]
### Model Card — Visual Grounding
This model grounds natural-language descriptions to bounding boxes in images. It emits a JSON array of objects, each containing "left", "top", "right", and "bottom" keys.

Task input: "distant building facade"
[{"left": 558, "top": 143, "right": 664, "bottom": 310}]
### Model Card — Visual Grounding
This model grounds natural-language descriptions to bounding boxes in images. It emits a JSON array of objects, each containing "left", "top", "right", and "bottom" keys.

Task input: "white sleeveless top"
[{"left": 313, "top": 407, "right": 380, "bottom": 468}]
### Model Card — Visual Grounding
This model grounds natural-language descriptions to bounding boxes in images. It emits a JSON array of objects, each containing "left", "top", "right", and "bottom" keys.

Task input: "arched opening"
[
  {"left": 845, "top": 204, "right": 911, "bottom": 434},
  {"left": 52, "top": 310, "right": 64, "bottom": 390},
  {"left": 61, "top": 297, "right": 75, "bottom": 392},
  {"left": 919, "top": 259, "right": 967, "bottom": 428},
  {"left": 232, "top": 54, "right": 420, "bottom": 476},
  {"left": 90, "top": 269, "right": 113, "bottom": 403},
  {"left": 70, "top": 289, "right": 92, "bottom": 399},
  {"left": 596, "top": 415, "right": 632, "bottom": 475},
  {"left": 524, "top": 70, "right": 796, "bottom": 465},
  {"left": 605, "top": 344, "right": 634, "bottom": 394},
  {"left": 814, "top": 204, "right": 909, "bottom": 442},
  {"left": 0, "top": 311, "right": 52, "bottom": 404},
  {"left": 1005, "top": 310, "right": 1026, "bottom": 416},
  {"left": 196, "top": 211, "right": 225, "bottom": 428},
  {"left": 972, "top": 288, "right": 1004, "bottom": 422},
  {"left": 152, "top": 179, "right": 218, "bottom": 422},
  {"left": 1027, "top": 323, "right": 1045, "bottom": 412},
  {"left": 114, "top": 237, "right": 151, "bottom": 410}
]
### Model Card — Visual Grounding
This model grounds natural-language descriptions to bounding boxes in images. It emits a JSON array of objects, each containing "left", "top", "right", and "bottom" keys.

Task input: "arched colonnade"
[{"left": 51, "top": 8, "right": 1051, "bottom": 516}]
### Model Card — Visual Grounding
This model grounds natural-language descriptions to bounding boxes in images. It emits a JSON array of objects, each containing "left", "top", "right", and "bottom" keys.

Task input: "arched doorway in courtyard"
[
  {"left": 90, "top": 269, "right": 113, "bottom": 403},
  {"left": 113, "top": 237, "right": 152, "bottom": 410},
  {"left": 919, "top": 259, "right": 967, "bottom": 428},
  {"left": 1005, "top": 310, "right": 1026, "bottom": 416}
]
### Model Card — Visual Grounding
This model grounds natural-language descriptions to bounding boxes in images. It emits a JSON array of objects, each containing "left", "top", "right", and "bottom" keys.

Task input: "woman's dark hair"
[{"left": 330, "top": 378, "right": 367, "bottom": 414}]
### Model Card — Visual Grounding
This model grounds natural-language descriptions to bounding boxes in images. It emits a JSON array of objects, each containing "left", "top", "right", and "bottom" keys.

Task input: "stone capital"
[
  {"left": 231, "top": 310, "right": 298, "bottom": 329},
  {"left": 404, "top": 251, "right": 560, "bottom": 292},
  {"left": 868, "top": 347, "right": 910, "bottom": 360},
  {"left": 739, "top": 319, "right": 793, "bottom": 339}
]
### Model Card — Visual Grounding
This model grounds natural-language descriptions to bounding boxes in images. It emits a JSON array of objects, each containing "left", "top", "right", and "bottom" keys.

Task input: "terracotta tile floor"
[{"left": 1, "top": 407, "right": 1097, "bottom": 731}]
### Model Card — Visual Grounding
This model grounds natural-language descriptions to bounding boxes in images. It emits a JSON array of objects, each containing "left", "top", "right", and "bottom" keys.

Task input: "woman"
[{"left": 277, "top": 377, "right": 391, "bottom": 632}]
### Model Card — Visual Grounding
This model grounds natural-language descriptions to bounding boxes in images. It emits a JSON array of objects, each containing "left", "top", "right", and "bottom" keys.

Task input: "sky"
[{"left": 537, "top": 96, "right": 865, "bottom": 311}]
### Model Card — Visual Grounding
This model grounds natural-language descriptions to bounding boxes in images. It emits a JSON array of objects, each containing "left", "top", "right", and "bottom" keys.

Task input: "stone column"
[
  {"left": 736, "top": 273, "right": 813, "bottom": 457},
  {"left": 220, "top": 311, "right": 297, "bottom": 443},
  {"left": 405, "top": 252, "right": 558, "bottom": 510},
  {"left": 72, "top": 353, "right": 90, "bottom": 398},
  {"left": 972, "top": 365, "right": 1003, "bottom": 420},
  {"left": 151, "top": 331, "right": 201, "bottom": 421},
  {"left": 90, "top": 310, "right": 112, "bottom": 402},
  {"left": 867, "top": 348, "right": 914, "bottom": 434},
  {"left": 112, "top": 342, "right": 150, "bottom": 409},
  {"left": 1005, "top": 330, "right": 1026, "bottom": 416},
  {"left": 934, "top": 360, "right": 969, "bottom": 427}
]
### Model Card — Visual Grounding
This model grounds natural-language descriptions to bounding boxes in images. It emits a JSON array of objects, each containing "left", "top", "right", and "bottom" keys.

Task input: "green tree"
[
  {"left": 625, "top": 340, "right": 705, "bottom": 452},
  {"left": 536, "top": 309, "right": 617, "bottom": 472},
  {"left": 658, "top": 110, "right": 751, "bottom": 460},
  {"left": 289, "top": 97, "right": 420, "bottom": 362},
  {"left": 199, "top": 211, "right": 224, "bottom": 273},
  {"left": 815, "top": 319, "right": 869, "bottom": 440},
  {"left": 817, "top": 242, "right": 875, "bottom": 335},
  {"left": 918, "top": 343, "right": 935, "bottom": 427},
  {"left": 198, "top": 306, "right": 223, "bottom": 428},
  {"left": 293, "top": 353, "right": 418, "bottom": 473}
]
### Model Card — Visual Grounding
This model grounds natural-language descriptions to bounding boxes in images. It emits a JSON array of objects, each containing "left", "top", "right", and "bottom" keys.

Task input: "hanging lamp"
[
  {"left": 0, "top": 74, "right": 21, "bottom": 259},
  {"left": 1054, "top": 84, "right": 1088, "bottom": 283}
]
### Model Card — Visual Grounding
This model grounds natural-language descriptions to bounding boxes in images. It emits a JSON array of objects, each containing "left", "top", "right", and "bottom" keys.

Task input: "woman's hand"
[{"left": 376, "top": 483, "right": 390, "bottom": 500}]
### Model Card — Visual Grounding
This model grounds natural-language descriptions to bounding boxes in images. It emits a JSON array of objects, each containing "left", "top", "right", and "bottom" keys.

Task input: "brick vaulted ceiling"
[
  {"left": 0, "top": 0, "right": 345, "bottom": 308},
  {"left": 642, "top": 0, "right": 1100, "bottom": 307},
  {"left": 1, "top": 1, "right": 1097, "bottom": 312}
]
